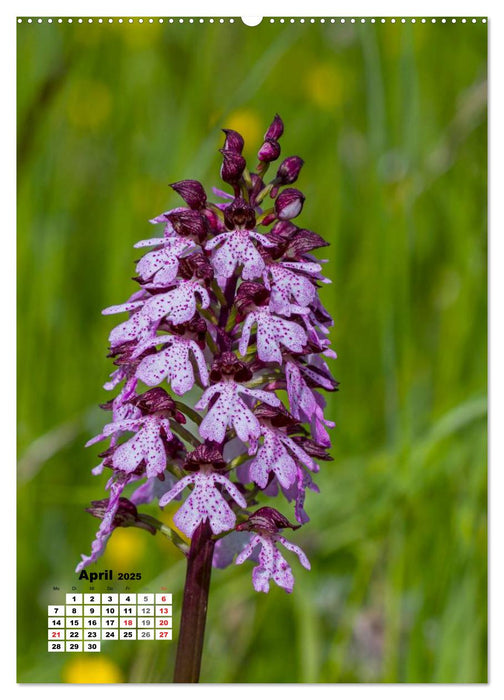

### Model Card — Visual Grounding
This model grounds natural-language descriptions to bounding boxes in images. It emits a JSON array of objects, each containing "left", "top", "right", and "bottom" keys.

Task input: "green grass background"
[{"left": 17, "top": 18, "right": 487, "bottom": 683}]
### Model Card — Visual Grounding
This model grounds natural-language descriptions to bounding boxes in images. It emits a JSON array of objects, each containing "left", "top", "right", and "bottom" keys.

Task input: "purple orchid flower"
[
  {"left": 235, "top": 507, "right": 310, "bottom": 593},
  {"left": 76, "top": 473, "right": 144, "bottom": 572},
  {"left": 159, "top": 470, "right": 247, "bottom": 537},
  {"left": 248, "top": 424, "right": 318, "bottom": 489},
  {"left": 134, "top": 335, "right": 209, "bottom": 395},
  {"left": 286, "top": 361, "right": 335, "bottom": 447},
  {"left": 235, "top": 532, "right": 310, "bottom": 593},
  {"left": 264, "top": 260, "right": 320, "bottom": 317},
  {"left": 195, "top": 381, "right": 280, "bottom": 444},
  {"left": 87, "top": 413, "right": 173, "bottom": 477},
  {"left": 134, "top": 235, "right": 196, "bottom": 286},
  {"left": 205, "top": 229, "right": 274, "bottom": 280},
  {"left": 239, "top": 307, "right": 307, "bottom": 364},
  {"left": 141, "top": 280, "right": 210, "bottom": 325}
]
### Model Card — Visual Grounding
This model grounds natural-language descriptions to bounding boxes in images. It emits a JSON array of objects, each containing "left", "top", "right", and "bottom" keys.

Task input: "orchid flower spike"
[{"left": 78, "top": 116, "right": 337, "bottom": 595}]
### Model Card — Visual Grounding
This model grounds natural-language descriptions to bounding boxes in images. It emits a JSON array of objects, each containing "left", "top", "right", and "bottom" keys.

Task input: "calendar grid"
[{"left": 48, "top": 592, "right": 173, "bottom": 652}]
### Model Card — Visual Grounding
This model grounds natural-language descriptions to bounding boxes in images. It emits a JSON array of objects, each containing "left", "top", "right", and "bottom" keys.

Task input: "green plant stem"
[
  {"left": 173, "top": 520, "right": 215, "bottom": 682},
  {"left": 137, "top": 514, "right": 190, "bottom": 555},
  {"left": 170, "top": 422, "right": 202, "bottom": 448}
]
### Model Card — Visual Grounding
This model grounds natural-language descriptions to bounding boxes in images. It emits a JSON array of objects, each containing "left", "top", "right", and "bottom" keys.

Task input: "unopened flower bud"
[
  {"left": 222, "top": 129, "right": 244, "bottom": 154},
  {"left": 236, "top": 506, "right": 299, "bottom": 535},
  {"left": 87, "top": 497, "right": 157, "bottom": 534},
  {"left": 284, "top": 229, "right": 329, "bottom": 258},
  {"left": 254, "top": 402, "right": 296, "bottom": 428},
  {"left": 220, "top": 149, "right": 246, "bottom": 185},
  {"left": 129, "top": 388, "right": 185, "bottom": 423},
  {"left": 166, "top": 210, "right": 209, "bottom": 240},
  {"left": 291, "top": 435, "right": 332, "bottom": 461},
  {"left": 265, "top": 114, "right": 284, "bottom": 141},
  {"left": 170, "top": 180, "right": 207, "bottom": 209},
  {"left": 274, "top": 188, "right": 305, "bottom": 220},
  {"left": 258, "top": 138, "right": 281, "bottom": 163},
  {"left": 271, "top": 220, "right": 298, "bottom": 239},
  {"left": 276, "top": 156, "right": 304, "bottom": 185}
]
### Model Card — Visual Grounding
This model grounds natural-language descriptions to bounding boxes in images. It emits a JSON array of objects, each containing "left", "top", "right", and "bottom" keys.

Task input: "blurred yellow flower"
[
  {"left": 104, "top": 528, "right": 147, "bottom": 569},
  {"left": 62, "top": 657, "right": 123, "bottom": 684},
  {"left": 65, "top": 79, "right": 112, "bottom": 131},
  {"left": 304, "top": 64, "right": 343, "bottom": 109},
  {"left": 219, "top": 109, "right": 262, "bottom": 149}
]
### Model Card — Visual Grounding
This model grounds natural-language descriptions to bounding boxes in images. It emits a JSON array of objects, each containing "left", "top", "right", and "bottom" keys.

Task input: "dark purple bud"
[
  {"left": 107, "top": 340, "right": 155, "bottom": 368},
  {"left": 235, "top": 282, "right": 270, "bottom": 316},
  {"left": 178, "top": 252, "right": 214, "bottom": 283},
  {"left": 86, "top": 497, "right": 157, "bottom": 535},
  {"left": 264, "top": 114, "right": 284, "bottom": 141},
  {"left": 183, "top": 444, "right": 226, "bottom": 472},
  {"left": 222, "top": 129, "right": 244, "bottom": 154},
  {"left": 290, "top": 435, "right": 332, "bottom": 461},
  {"left": 285, "top": 229, "right": 329, "bottom": 258},
  {"left": 210, "top": 351, "right": 252, "bottom": 383},
  {"left": 276, "top": 156, "right": 304, "bottom": 185},
  {"left": 166, "top": 210, "right": 208, "bottom": 241},
  {"left": 223, "top": 197, "right": 256, "bottom": 230},
  {"left": 236, "top": 506, "right": 299, "bottom": 535},
  {"left": 220, "top": 149, "right": 246, "bottom": 185},
  {"left": 274, "top": 188, "right": 305, "bottom": 220},
  {"left": 260, "top": 212, "right": 277, "bottom": 227},
  {"left": 129, "top": 388, "right": 185, "bottom": 423},
  {"left": 271, "top": 220, "right": 299, "bottom": 239},
  {"left": 258, "top": 138, "right": 281, "bottom": 163},
  {"left": 170, "top": 180, "right": 207, "bottom": 210},
  {"left": 170, "top": 315, "right": 207, "bottom": 346},
  {"left": 106, "top": 340, "right": 137, "bottom": 362},
  {"left": 254, "top": 402, "right": 296, "bottom": 428}
]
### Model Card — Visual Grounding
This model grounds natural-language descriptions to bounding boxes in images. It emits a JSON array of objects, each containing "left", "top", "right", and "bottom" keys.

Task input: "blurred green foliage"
[{"left": 17, "top": 18, "right": 487, "bottom": 683}]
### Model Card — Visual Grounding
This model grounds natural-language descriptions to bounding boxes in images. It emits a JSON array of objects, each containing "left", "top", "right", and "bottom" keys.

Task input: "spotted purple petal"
[
  {"left": 142, "top": 280, "right": 210, "bottom": 325},
  {"left": 136, "top": 337, "right": 209, "bottom": 395},
  {"left": 236, "top": 532, "right": 310, "bottom": 594},
  {"left": 160, "top": 472, "right": 246, "bottom": 537},
  {"left": 206, "top": 229, "right": 273, "bottom": 280},
  {"left": 196, "top": 382, "right": 263, "bottom": 444},
  {"left": 239, "top": 309, "right": 307, "bottom": 363},
  {"left": 135, "top": 236, "right": 195, "bottom": 286}
]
